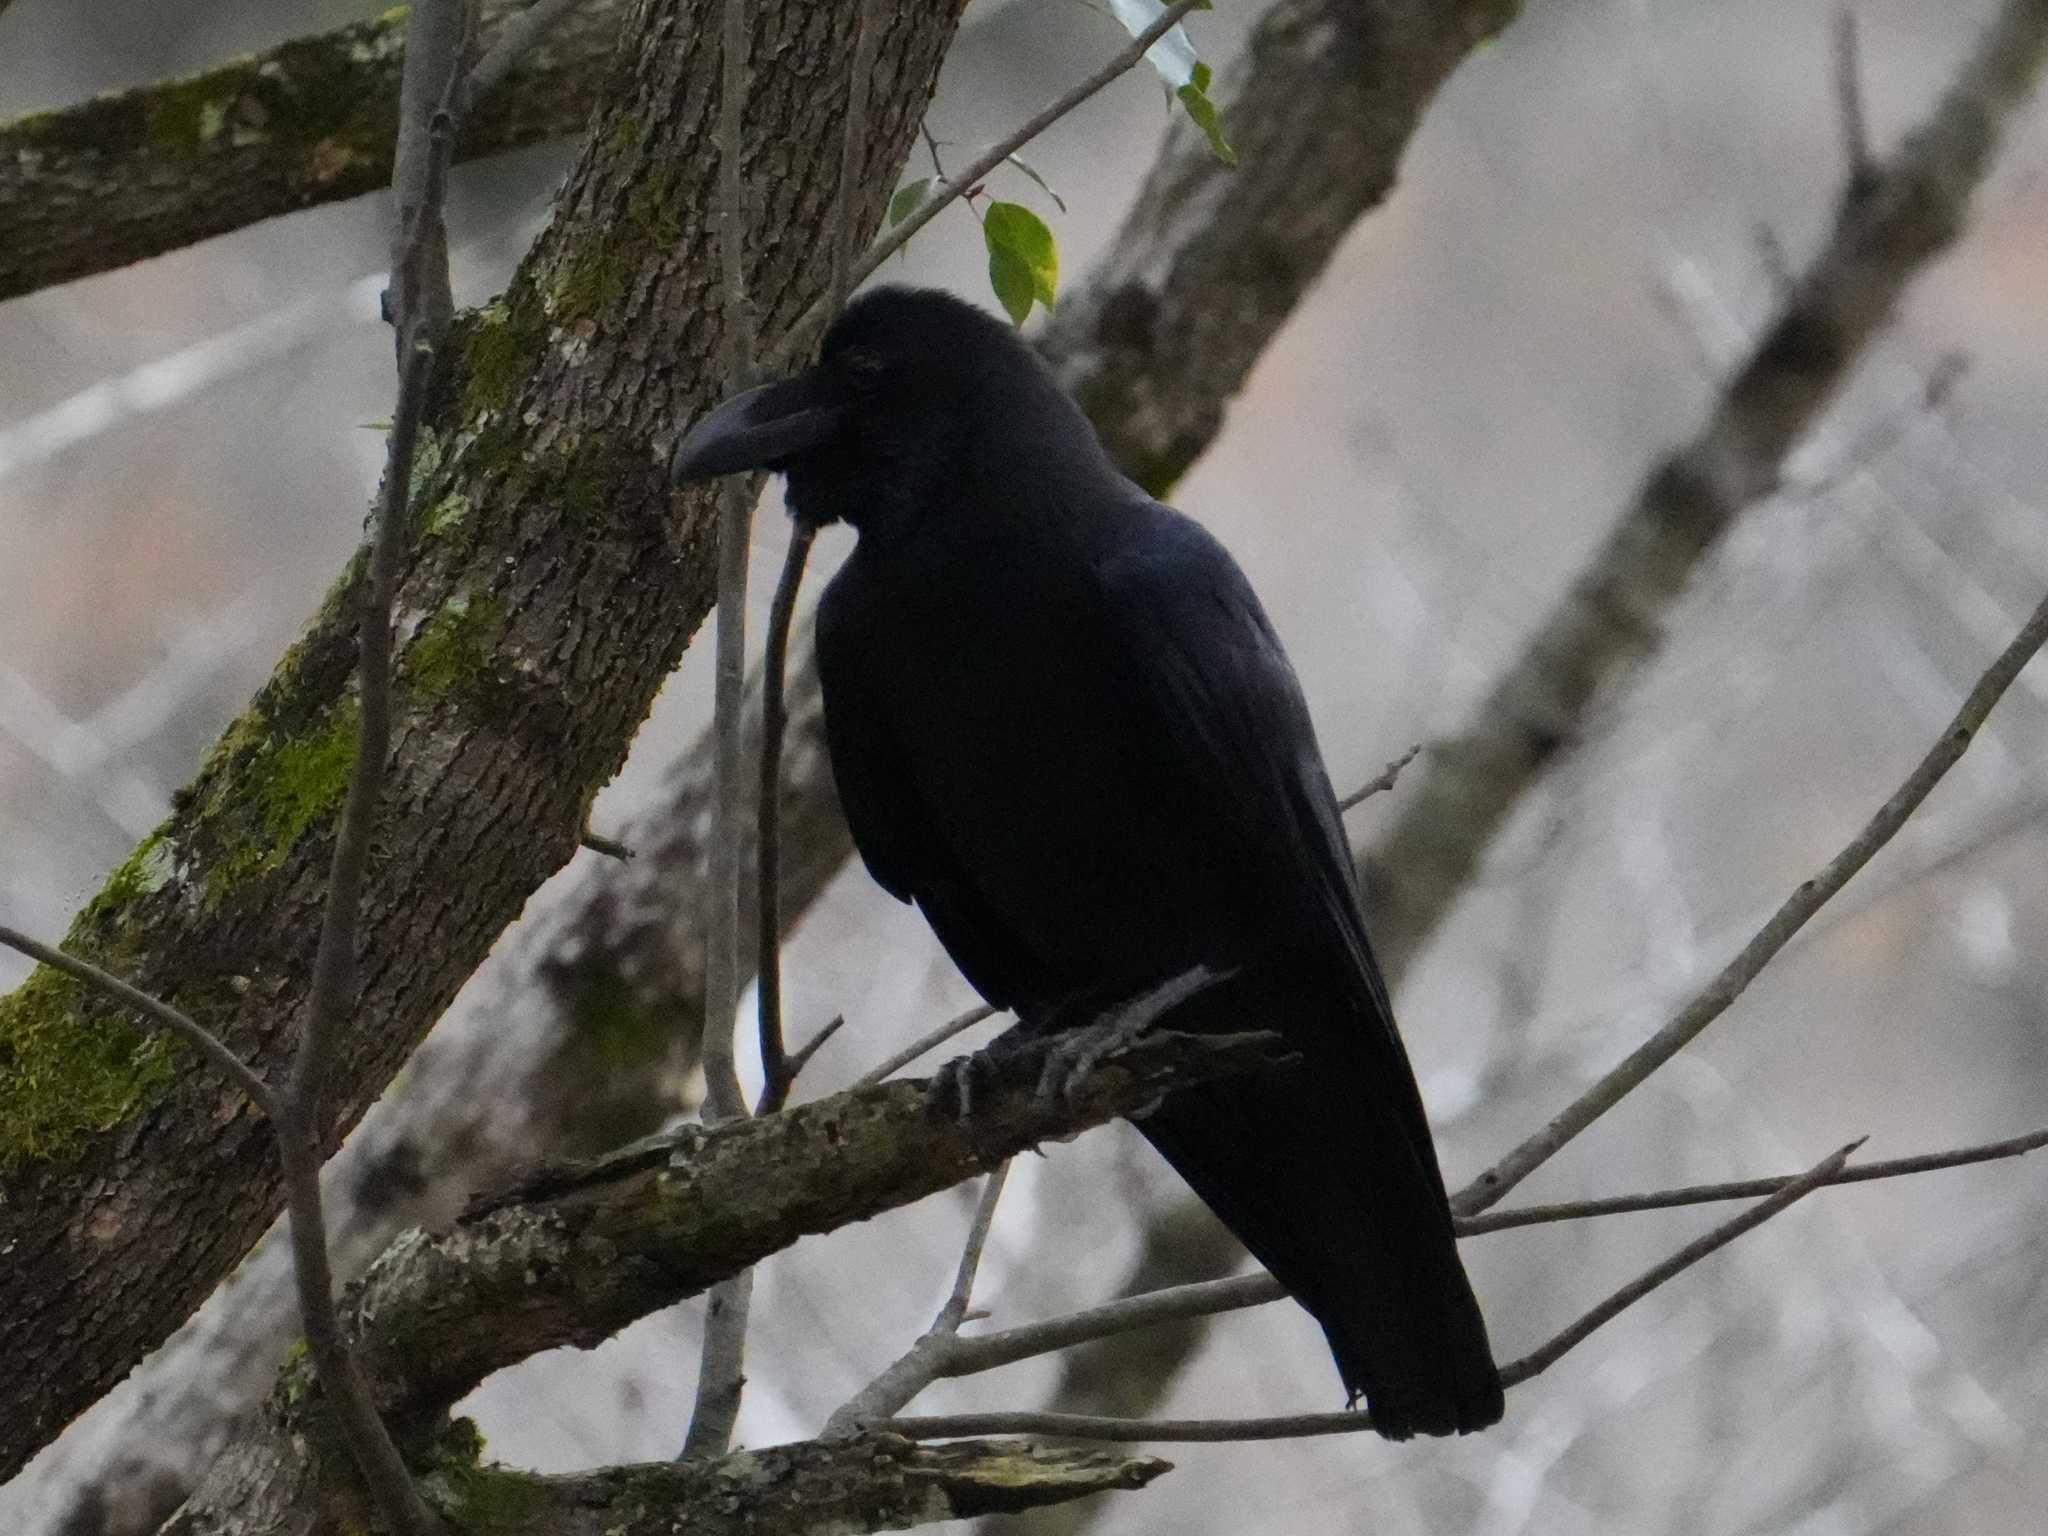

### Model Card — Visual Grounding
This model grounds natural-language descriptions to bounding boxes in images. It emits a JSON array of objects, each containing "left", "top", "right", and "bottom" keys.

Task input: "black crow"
[{"left": 671, "top": 286, "right": 1503, "bottom": 1438}]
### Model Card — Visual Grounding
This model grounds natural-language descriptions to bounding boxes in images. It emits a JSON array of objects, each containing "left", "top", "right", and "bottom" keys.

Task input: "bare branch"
[
  {"left": 0, "top": 0, "right": 967, "bottom": 1489},
  {"left": 1454, "top": 586, "right": 2048, "bottom": 1218},
  {"left": 773, "top": 0, "right": 1211, "bottom": 364},
  {"left": 1361, "top": 0, "right": 2048, "bottom": 982},
  {"left": 268, "top": 19, "right": 470, "bottom": 1522},
  {"left": 883, "top": 1142, "right": 1858, "bottom": 1445},
  {"left": 0, "top": 926, "right": 277, "bottom": 1119},
  {"left": 773, "top": 1012, "right": 847, "bottom": 1099},
  {"left": 344, "top": 1028, "right": 1285, "bottom": 1420},
  {"left": 578, "top": 824, "right": 637, "bottom": 862},
  {"left": 753, "top": 522, "right": 819, "bottom": 1116},
  {"left": 419, "top": 1435, "right": 1170, "bottom": 1533},
  {"left": 885, "top": 1124, "right": 2048, "bottom": 1389},
  {"left": 685, "top": 0, "right": 764, "bottom": 1462},
  {"left": 1338, "top": 744, "right": 1422, "bottom": 811},
  {"left": 854, "top": 1004, "right": 999, "bottom": 1087},
  {"left": 1497, "top": 1140, "right": 1862, "bottom": 1384},
  {"left": 0, "top": 0, "right": 623, "bottom": 303},
  {"left": 824, "top": 1162, "right": 1012, "bottom": 1434},
  {"left": 1834, "top": 7, "right": 1876, "bottom": 190},
  {"left": 1463, "top": 1124, "right": 2048, "bottom": 1234}
]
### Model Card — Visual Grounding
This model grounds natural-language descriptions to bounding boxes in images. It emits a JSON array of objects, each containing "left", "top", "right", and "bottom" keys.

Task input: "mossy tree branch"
[
  {"left": 0, "top": 0, "right": 964, "bottom": 1485},
  {"left": 171, "top": 1429, "right": 1168, "bottom": 1536},
  {"left": 346, "top": 1029, "right": 1282, "bottom": 1428},
  {"left": 160, "top": 1029, "right": 1270, "bottom": 1532},
  {"left": 0, "top": 0, "right": 624, "bottom": 303}
]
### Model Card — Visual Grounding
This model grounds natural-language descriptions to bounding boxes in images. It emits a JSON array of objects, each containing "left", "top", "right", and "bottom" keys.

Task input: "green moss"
[
  {"left": 252, "top": 701, "right": 358, "bottom": 851},
  {"left": 101, "top": 829, "right": 178, "bottom": 905},
  {"left": 144, "top": 74, "right": 231, "bottom": 158},
  {"left": 0, "top": 966, "right": 182, "bottom": 1171},
  {"left": 549, "top": 232, "right": 634, "bottom": 324},
  {"left": 460, "top": 299, "right": 547, "bottom": 423},
  {"left": 420, "top": 489, "right": 474, "bottom": 541},
  {"left": 421, "top": 1451, "right": 551, "bottom": 1533},
  {"left": 404, "top": 592, "right": 505, "bottom": 703},
  {"left": 407, "top": 425, "right": 448, "bottom": 503},
  {"left": 200, "top": 698, "right": 360, "bottom": 905}
]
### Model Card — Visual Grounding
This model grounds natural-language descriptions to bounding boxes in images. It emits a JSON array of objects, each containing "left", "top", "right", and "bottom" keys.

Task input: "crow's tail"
[{"left": 1131, "top": 961, "right": 1503, "bottom": 1439}]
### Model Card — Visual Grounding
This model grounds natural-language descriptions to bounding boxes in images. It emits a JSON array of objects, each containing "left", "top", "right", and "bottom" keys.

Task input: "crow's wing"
[
  {"left": 1093, "top": 501, "right": 1396, "bottom": 1013},
  {"left": 814, "top": 559, "right": 1040, "bottom": 1012}
]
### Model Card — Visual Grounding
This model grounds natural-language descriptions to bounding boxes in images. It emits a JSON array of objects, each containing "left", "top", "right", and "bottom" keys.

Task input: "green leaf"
[
  {"left": 1176, "top": 62, "right": 1236, "bottom": 165},
  {"left": 982, "top": 201, "right": 1058, "bottom": 324},
  {"left": 987, "top": 244, "right": 1036, "bottom": 326},
  {"left": 888, "top": 176, "right": 934, "bottom": 228}
]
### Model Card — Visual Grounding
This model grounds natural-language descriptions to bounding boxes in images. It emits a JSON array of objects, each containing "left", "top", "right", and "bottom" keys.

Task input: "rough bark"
[
  {"left": 350, "top": 1029, "right": 1280, "bottom": 1426},
  {"left": 1040, "top": 0, "right": 1521, "bottom": 496},
  {"left": 163, "top": 1431, "right": 1167, "bottom": 1536},
  {"left": 161, "top": 1028, "right": 1262, "bottom": 1531},
  {"left": 0, "top": 0, "right": 623, "bottom": 302},
  {"left": 0, "top": 0, "right": 963, "bottom": 1485}
]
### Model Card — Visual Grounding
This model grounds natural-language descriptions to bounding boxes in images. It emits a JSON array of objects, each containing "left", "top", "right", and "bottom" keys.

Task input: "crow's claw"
[
  {"left": 930, "top": 1049, "right": 1004, "bottom": 1122},
  {"left": 1032, "top": 967, "right": 1220, "bottom": 1111}
]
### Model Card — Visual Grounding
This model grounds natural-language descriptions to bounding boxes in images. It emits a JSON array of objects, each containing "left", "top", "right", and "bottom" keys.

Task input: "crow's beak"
[{"left": 669, "top": 369, "right": 844, "bottom": 485}]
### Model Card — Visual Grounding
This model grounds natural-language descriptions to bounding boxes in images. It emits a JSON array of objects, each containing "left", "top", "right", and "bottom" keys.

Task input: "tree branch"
[
  {"left": 683, "top": 0, "right": 765, "bottom": 1460},
  {"left": 881, "top": 1142, "right": 1861, "bottom": 1445},
  {"left": 1453, "top": 583, "right": 2048, "bottom": 1217},
  {"left": 824, "top": 1161, "right": 1012, "bottom": 1435},
  {"left": 1460, "top": 1124, "right": 2048, "bottom": 1235},
  {"left": 772, "top": 0, "right": 1214, "bottom": 364},
  {"left": 1359, "top": 0, "right": 2048, "bottom": 981},
  {"left": 0, "top": 0, "right": 965, "bottom": 1485},
  {"left": 416, "top": 1435, "right": 1170, "bottom": 1535},
  {"left": 855, "top": 1003, "right": 1000, "bottom": 1087},
  {"left": 343, "top": 1028, "right": 1283, "bottom": 1425},
  {"left": 0, "top": 0, "right": 624, "bottom": 302},
  {"left": 0, "top": 926, "right": 276, "bottom": 1118}
]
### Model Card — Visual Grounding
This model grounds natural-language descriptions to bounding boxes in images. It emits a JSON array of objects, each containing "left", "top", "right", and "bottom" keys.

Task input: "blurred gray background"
[{"left": 4, "top": 1, "right": 2047, "bottom": 1532}]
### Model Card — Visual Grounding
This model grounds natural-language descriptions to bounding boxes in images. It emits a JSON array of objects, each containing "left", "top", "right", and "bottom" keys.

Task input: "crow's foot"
[{"left": 1032, "top": 966, "right": 1220, "bottom": 1110}]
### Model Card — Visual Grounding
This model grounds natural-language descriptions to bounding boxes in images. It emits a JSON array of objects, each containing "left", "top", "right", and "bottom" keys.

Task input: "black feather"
[{"left": 737, "top": 286, "right": 1501, "bottom": 1437}]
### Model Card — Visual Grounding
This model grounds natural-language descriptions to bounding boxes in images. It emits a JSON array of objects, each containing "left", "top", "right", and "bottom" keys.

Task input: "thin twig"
[
  {"left": 277, "top": 252, "right": 446, "bottom": 1536},
  {"left": 1498, "top": 1139, "right": 1862, "bottom": 1383},
  {"left": 885, "top": 1143, "right": 1857, "bottom": 1445},
  {"left": 0, "top": 925, "right": 278, "bottom": 1119},
  {"left": 758, "top": 1012, "right": 845, "bottom": 1113},
  {"left": 466, "top": 0, "right": 595, "bottom": 102},
  {"left": 579, "top": 822, "right": 636, "bottom": 861},
  {"left": 684, "top": 0, "right": 760, "bottom": 1462},
  {"left": 771, "top": 0, "right": 1209, "bottom": 365},
  {"left": 1465, "top": 1124, "right": 2048, "bottom": 1234},
  {"left": 854, "top": 1003, "right": 999, "bottom": 1087},
  {"left": 1834, "top": 7, "right": 1876, "bottom": 190},
  {"left": 823, "top": 1161, "right": 1012, "bottom": 1434},
  {"left": 904, "top": 1122, "right": 2048, "bottom": 1384},
  {"left": 753, "top": 521, "right": 818, "bottom": 1116},
  {"left": 261, "top": 22, "right": 471, "bottom": 1519},
  {"left": 1452, "top": 587, "right": 2048, "bottom": 1218},
  {"left": 1338, "top": 743, "right": 1421, "bottom": 811}
]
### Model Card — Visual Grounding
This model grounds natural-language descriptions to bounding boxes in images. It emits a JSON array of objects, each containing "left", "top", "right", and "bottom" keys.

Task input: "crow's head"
[{"left": 669, "top": 285, "right": 1107, "bottom": 536}]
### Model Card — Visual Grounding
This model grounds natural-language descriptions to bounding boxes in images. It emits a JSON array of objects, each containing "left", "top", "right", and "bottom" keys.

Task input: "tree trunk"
[{"left": 0, "top": 0, "right": 963, "bottom": 1483}]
